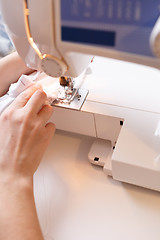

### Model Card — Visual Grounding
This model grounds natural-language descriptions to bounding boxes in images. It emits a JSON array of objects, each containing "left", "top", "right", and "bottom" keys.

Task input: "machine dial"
[{"left": 41, "top": 54, "right": 67, "bottom": 78}]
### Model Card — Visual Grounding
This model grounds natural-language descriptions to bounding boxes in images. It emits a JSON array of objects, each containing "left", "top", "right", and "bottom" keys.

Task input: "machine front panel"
[{"left": 61, "top": 0, "right": 160, "bottom": 58}]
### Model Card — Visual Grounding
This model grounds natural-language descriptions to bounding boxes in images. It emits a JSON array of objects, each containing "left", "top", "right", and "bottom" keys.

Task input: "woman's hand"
[{"left": 0, "top": 84, "right": 55, "bottom": 183}]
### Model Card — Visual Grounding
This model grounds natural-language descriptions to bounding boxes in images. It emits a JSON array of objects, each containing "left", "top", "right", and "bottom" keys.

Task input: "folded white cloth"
[
  {"left": 0, "top": 71, "right": 59, "bottom": 115},
  {"left": 0, "top": 72, "right": 38, "bottom": 115}
]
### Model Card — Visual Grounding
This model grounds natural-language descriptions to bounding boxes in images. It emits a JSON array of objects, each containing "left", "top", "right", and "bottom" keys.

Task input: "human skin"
[
  {"left": 0, "top": 51, "right": 34, "bottom": 97},
  {"left": 0, "top": 53, "right": 55, "bottom": 240}
]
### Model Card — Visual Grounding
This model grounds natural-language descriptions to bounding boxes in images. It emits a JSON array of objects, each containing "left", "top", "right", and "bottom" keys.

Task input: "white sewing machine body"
[
  {"left": 50, "top": 57, "right": 160, "bottom": 192},
  {"left": 1, "top": 0, "right": 160, "bottom": 77},
  {"left": 1, "top": 0, "right": 160, "bottom": 191}
]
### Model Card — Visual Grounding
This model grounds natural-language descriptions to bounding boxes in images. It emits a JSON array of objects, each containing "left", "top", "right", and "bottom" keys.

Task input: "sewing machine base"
[
  {"left": 50, "top": 98, "right": 160, "bottom": 192},
  {"left": 47, "top": 55, "right": 160, "bottom": 192}
]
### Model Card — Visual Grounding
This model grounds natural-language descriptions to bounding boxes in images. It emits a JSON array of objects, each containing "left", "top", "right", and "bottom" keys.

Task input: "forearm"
[
  {"left": 0, "top": 52, "right": 34, "bottom": 97},
  {"left": 0, "top": 177, "right": 43, "bottom": 240}
]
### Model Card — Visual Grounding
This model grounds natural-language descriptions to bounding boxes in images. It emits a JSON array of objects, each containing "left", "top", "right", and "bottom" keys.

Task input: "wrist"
[{"left": 0, "top": 172, "right": 33, "bottom": 194}]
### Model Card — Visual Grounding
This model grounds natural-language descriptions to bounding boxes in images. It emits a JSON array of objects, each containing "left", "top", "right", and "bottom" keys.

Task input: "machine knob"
[
  {"left": 150, "top": 17, "right": 160, "bottom": 58},
  {"left": 41, "top": 54, "right": 67, "bottom": 78}
]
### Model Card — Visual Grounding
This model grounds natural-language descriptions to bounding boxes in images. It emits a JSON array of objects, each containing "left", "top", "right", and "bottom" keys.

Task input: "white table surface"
[{"left": 34, "top": 130, "right": 160, "bottom": 240}]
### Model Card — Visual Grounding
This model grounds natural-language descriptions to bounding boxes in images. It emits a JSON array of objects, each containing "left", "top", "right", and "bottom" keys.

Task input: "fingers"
[
  {"left": 8, "top": 81, "right": 55, "bottom": 132},
  {"left": 10, "top": 83, "right": 42, "bottom": 109},
  {"left": 38, "top": 104, "right": 53, "bottom": 124},
  {"left": 45, "top": 122, "right": 56, "bottom": 137},
  {"left": 42, "top": 122, "right": 56, "bottom": 146},
  {"left": 24, "top": 89, "right": 47, "bottom": 114}
]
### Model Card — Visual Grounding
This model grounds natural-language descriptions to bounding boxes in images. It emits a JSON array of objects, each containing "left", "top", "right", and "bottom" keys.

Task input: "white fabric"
[
  {"left": 0, "top": 71, "right": 59, "bottom": 115},
  {"left": 0, "top": 72, "right": 39, "bottom": 115}
]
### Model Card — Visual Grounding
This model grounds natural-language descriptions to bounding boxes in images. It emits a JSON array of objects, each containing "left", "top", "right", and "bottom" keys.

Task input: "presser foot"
[{"left": 51, "top": 88, "right": 89, "bottom": 110}]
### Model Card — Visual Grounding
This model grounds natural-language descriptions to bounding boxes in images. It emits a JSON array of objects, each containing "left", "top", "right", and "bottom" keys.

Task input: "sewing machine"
[{"left": 1, "top": 0, "right": 160, "bottom": 192}]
